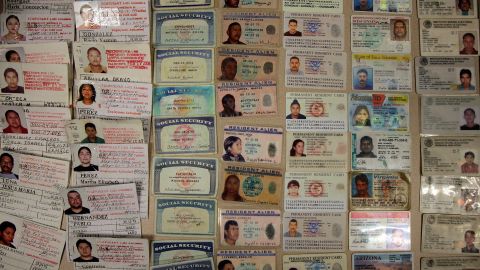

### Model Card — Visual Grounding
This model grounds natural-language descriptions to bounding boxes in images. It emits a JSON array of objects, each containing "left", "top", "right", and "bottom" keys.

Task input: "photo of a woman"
[
  {"left": 289, "top": 139, "right": 306, "bottom": 157},
  {"left": 352, "top": 105, "right": 371, "bottom": 126},
  {"left": 0, "top": 221, "right": 16, "bottom": 249},
  {"left": 222, "top": 136, "right": 245, "bottom": 162},
  {"left": 76, "top": 84, "right": 100, "bottom": 110},
  {"left": 1, "top": 15, "right": 25, "bottom": 42},
  {"left": 221, "top": 175, "right": 244, "bottom": 202}
]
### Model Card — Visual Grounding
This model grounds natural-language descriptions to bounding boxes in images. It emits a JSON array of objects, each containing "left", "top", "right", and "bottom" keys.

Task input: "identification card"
[
  {"left": 4, "top": 0, "right": 73, "bottom": 15},
  {"left": 418, "top": 0, "right": 478, "bottom": 18},
  {"left": 153, "top": 85, "right": 215, "bottom": 117},
  {"left": 68, "top": 237, "right": 148, "bottom": 268},
  {"left": 63, "top": 183, "right": 140, "bottom": 217},
  {"left": 154, "top": 48, "right": 213, "bottom": 84},
  {"left": 65, "top": 118, "right": 144, "bottom": 144},
  {"left": 155, "top": 197, "right": 216, "bottom": 236},
  {"left": 221, "top": 12, "right": 280, "bottom": 46},
  {"left": 73, "top": 42, "right": 151, "bottom": 83},
  {"left": 223, "top": 0, "right": 278, "bottom": 9},
  {"left": 349, "top": 93, "right": 409, "bottom": 132},
  {"left": 350, "top": 211, "right": 411, "bottom": 251},
  {"left": 0, "top": 62, "right": 69, "bottom": 107},
  {"left": 283, "top": 0, "right": 342, "bottom": 13},
  {"left": 351, "top": 15, "right": 411, "bottom": 54},
  {"left": 285, "top": 49, "right": 347, "bottom": 90},
  {"left": 153, "top": 0, "right": 213, "bottom": 9},
  {"left": 353, "top": 253, "right": 413, "bottom": 270},
  {"left": 151, "top": 240, "right": 213, "bottom": 266},
  {"left": 73, "top": 80, "right": 152, "bottom": 119},
  {"left": 352, "top": 133, "right": 411, "bottom": 170},
  {"left": 152, "top": 157, "right": 217, "bottom": 196},
  {"left": 74, "top": 0, "right": 149, "bottom": 43},
  {"left": 353, "top": 0, "right": 412, "bottom": 13},
  {"left": 219, "top": 209, "right": 281, "bottom": 247},
  {"left": 350, "top": 172, "right": 410, "bottom": 210},
  {"left": 217, "top": 250, "right": 276, "bottom": 270},
  {"left": 154, "top": 117, "right": 216, "bottom": 154},
  {"left": 352, "top": 54, "right": 412, "bottom": 91},
  {"left": 421, "top": 96, "right": 480, "bottom": 134},
  {"left": 420, "top": 19, "right": 479, "bottom": 56},
  {"left": 286, "top": 92, "right": 348, "bottom": 132},
  {"left": 153, "top": 11, "right": 215, "bottom": 47},
  {"left": 422, "top": 213, "right": 480, "bottom": 254},
  {"left": 0, "top": 13, "right": 74, "bottom": 43},
  {"left": 421, "top": 257, "right": 480, "bottom": 269},
  {"left": 0, "top": 42, "right": 70, "bottom": 64},
  {"left": 421, "top": 136, "right": 480, "bottom": 175},
  {"left": 283, "top": 253, "right": 347, "bottom": 270},
  {"left": 283, "top": 211, "right": 346, "bottom": 252},
  {"left": 286, "top": 131, "right": 348, "bottom": 171},
  {"left": 68, "top": 213, "right": 141, "bottom": 240},
  {"left": 284, "top": 172, "right": 347, "bottom": 212},
  {"left": 221, "top": 165, "right": 282, "bottom": 205},
  {"left": 223, "top": 125, "right": 283, "bottom": 165},
  {"left": 0, "top": 245, "right": 37, "bottom": 270},
  {"left": 151, "top": 258, "right": 214, "bottom": 270},
  {"left": 70, "top": 144, "right": 148, "bottom": 218},
  {"left": 217, "top": 47, "right": 278, "bottom": 82},
  {"left": 216, "top": 80, "right": 277, "bottom": 117},
  {"left": 415, "top": 56, "right": 479, "bottom": 94},
  {"left": 421, "top": 175, "right": 480, "bottom": 214},
  {"left": 0, "top": 212, "right": 65, "bottom": 270},
  {"left": 283, "top": 12, "right": 344, "bottom": 50}
]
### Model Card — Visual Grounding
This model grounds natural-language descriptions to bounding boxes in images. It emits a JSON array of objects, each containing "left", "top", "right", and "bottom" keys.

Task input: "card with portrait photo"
[
  {"left": 422, "top": 213, "right": 480, "bottom": 254},
  {"left": 420, "top": 19, "right": 479, "bottom": 56},
  {"left": 286, "top": 131, "right": 349, "bottom": 171},
  {"left": 353, "top": 253, "right": 413, "bottom": 270},
  {"left": 216, "top": 47, "right": 278, "bottom": 82},
  {"left": 285, "top": 49, "right": 347, "bottom": 90},
  {"left": 151, "top": 240, "right": 214, "bottom": 266},
  {"left": 352, "top": 54, "right": 412, "bottom": 92},
  {"left": 421, "top": 136, "right": 480, "bottom": 175},
  {"left": 349, "top": 211, "right": 411, "bottom": 251},
  {"left": 353, "top": 0, "right": 412, "bottom": 14},
  {"left": 421, "top": 257, "right": 480, "bottom": 270},
  {"left": 283, "top": 12, "right": 344, "bottom": 50},
  {"left": 219, "top": 209, "right": 281, "bottom": 247},
  {"left": 351, "top": 15, "right": 411, "bottom": 54},
  {"left": 350, "top": 172, "right": 410, "bottom": 211},
  {"left": 286, "top": 92, "right": 348, "bottom": 132},
  {"left": 221, "top": 165, "right": 282, "bottom": 205},
  {"left": 283, "top": 211, "right": 346, "bottom": 252},
  {"left": 352, "top": 132, "right": 411, "bottom": 171},
  {"left": 216, "top": 80, "right": 277, "bottom": 117},
  {"left": 220, "top": 11, "right": 280, "bottom": 46},
  {"left": 418, "top": 0, "right": 478, "bottom": 18},
  {"left": 284, "top": 171, "right": 348, "bottom": 212},
  {"left": 415, "top": 56, "right": 479, "bottom": 94},
  {"left": 283, "top": 253, "right": 346, "bottom": 270},
  {"left": 70, "top": 144, "right": 148, "bottom": 218},
  {"left": 74, "top": 0, "right": 150, "bottom": 43},
  {"left": 421, "top": 96, "right": 480, "bottom": 134},
  {"left": 0, "top": 42, "right": 70, "bottom": 64},
  {"left": 283, "top": 0, "right": 342, "bottom": 13},
  {"left": 65, "top": 118, "right": 145, "bottom": 144},
  {"left": 152, "top": 157, "right": 217, "bottom": 197},
  {"left": 155, "top": 197, "right": 216, "bottom": 237},
  {"left": 153, "top": 85, "right": 215, "bottom": 118},
  {"left": 73, "top": 42, "right": 151, "bottom": 83},
  {"left": 223, "top": 125, "right": 282, "bottom": 165},
  {"left": 421, "top": 175, "right": 480, "bottom": 215},
  {"left": 217, "top": 250, "right": 276, "bottom": 270},
  {"left": 0, "top": 212, "right": 66, "bottom": 270},
  {"left": 67, "top": 237, "right": 148, "bottom": 268}
]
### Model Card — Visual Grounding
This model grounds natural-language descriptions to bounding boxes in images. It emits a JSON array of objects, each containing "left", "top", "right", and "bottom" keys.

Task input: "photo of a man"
[
  {"left": 286, "top": 99, "right": 306, "bottom": 119},
  {"left": 462, "top": 230, "right": 479, "bottom": 253},
  {"left": 1, "top": 68, "right": 24, "bottom": 94},
  {"left": 219, "top": 94, "right": 242, "bottom": 117},
  {"left": 223, "top": 22, "right": 245, "bottom": 45},
  {"left": 353, "top": 68, "right": 373, "bottom": 90},
  {"left": 352, "top": 173, "right": 371, "bottom": 198},
  {"left": 458, "top": 69, "right": 475, "bottom": 90},
  {"left": 460, "top": 108, "right": 480, "bottom": 130},
  {"left": 460, "top": 33, "right": 478, "bottom": 55},
  {"left": 64, "top": 190, "right": 91, "bottom": 215},
  {"left": 223, "top": 220, "right": 239, "bottom": 246},
  {"left": 219, "top": 57, "right": 237, "bottom": 81},
  {"left": 461, "top": 151, "right": 479, "bottom": 174},
  {"left": 287, "top": 56, "right": 303, "bottom": 76},
  {"left": 0, "top": 153, "right": 18, "bottom": 180},
  {"left": 284, "top": 19, "right": 302, "bottom": 36},
  {"left": 83, "top": 47, "right": 107, "bottom": 73},
  {"left": 391, "top": 19, "right": 408, "bottom": 41},
  {"left": 73, "top": 239, "right": 99, "bottom": 262},
  {"left": 224, "top": 0, "right": 239, "bottom": 8},
  {"left": 356, "top": 136, "right": 377, "bottom": 158},
  {"left": 2, "top": 110, "right": 28, "bottom": 134},
  {"left": 81, "top": 123, "right": 105, "bottom": 143},
  {"left": 73, "top": 147, "right": 99, "bottom": 172},
  {"left": 284, "top": 219, "right": 302, "bottom": 237},
  {"left": 387, "top": 228, "right": 408, "bottom": 249},
  {"left": 457, "top": 0, "right": 473, "bottom": 16},
  {"left": 77, "top": 4, "right": 100, "bottom": 30},
  {"left": 354, "top": 0, "right": 373, "bottom": 11}
]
